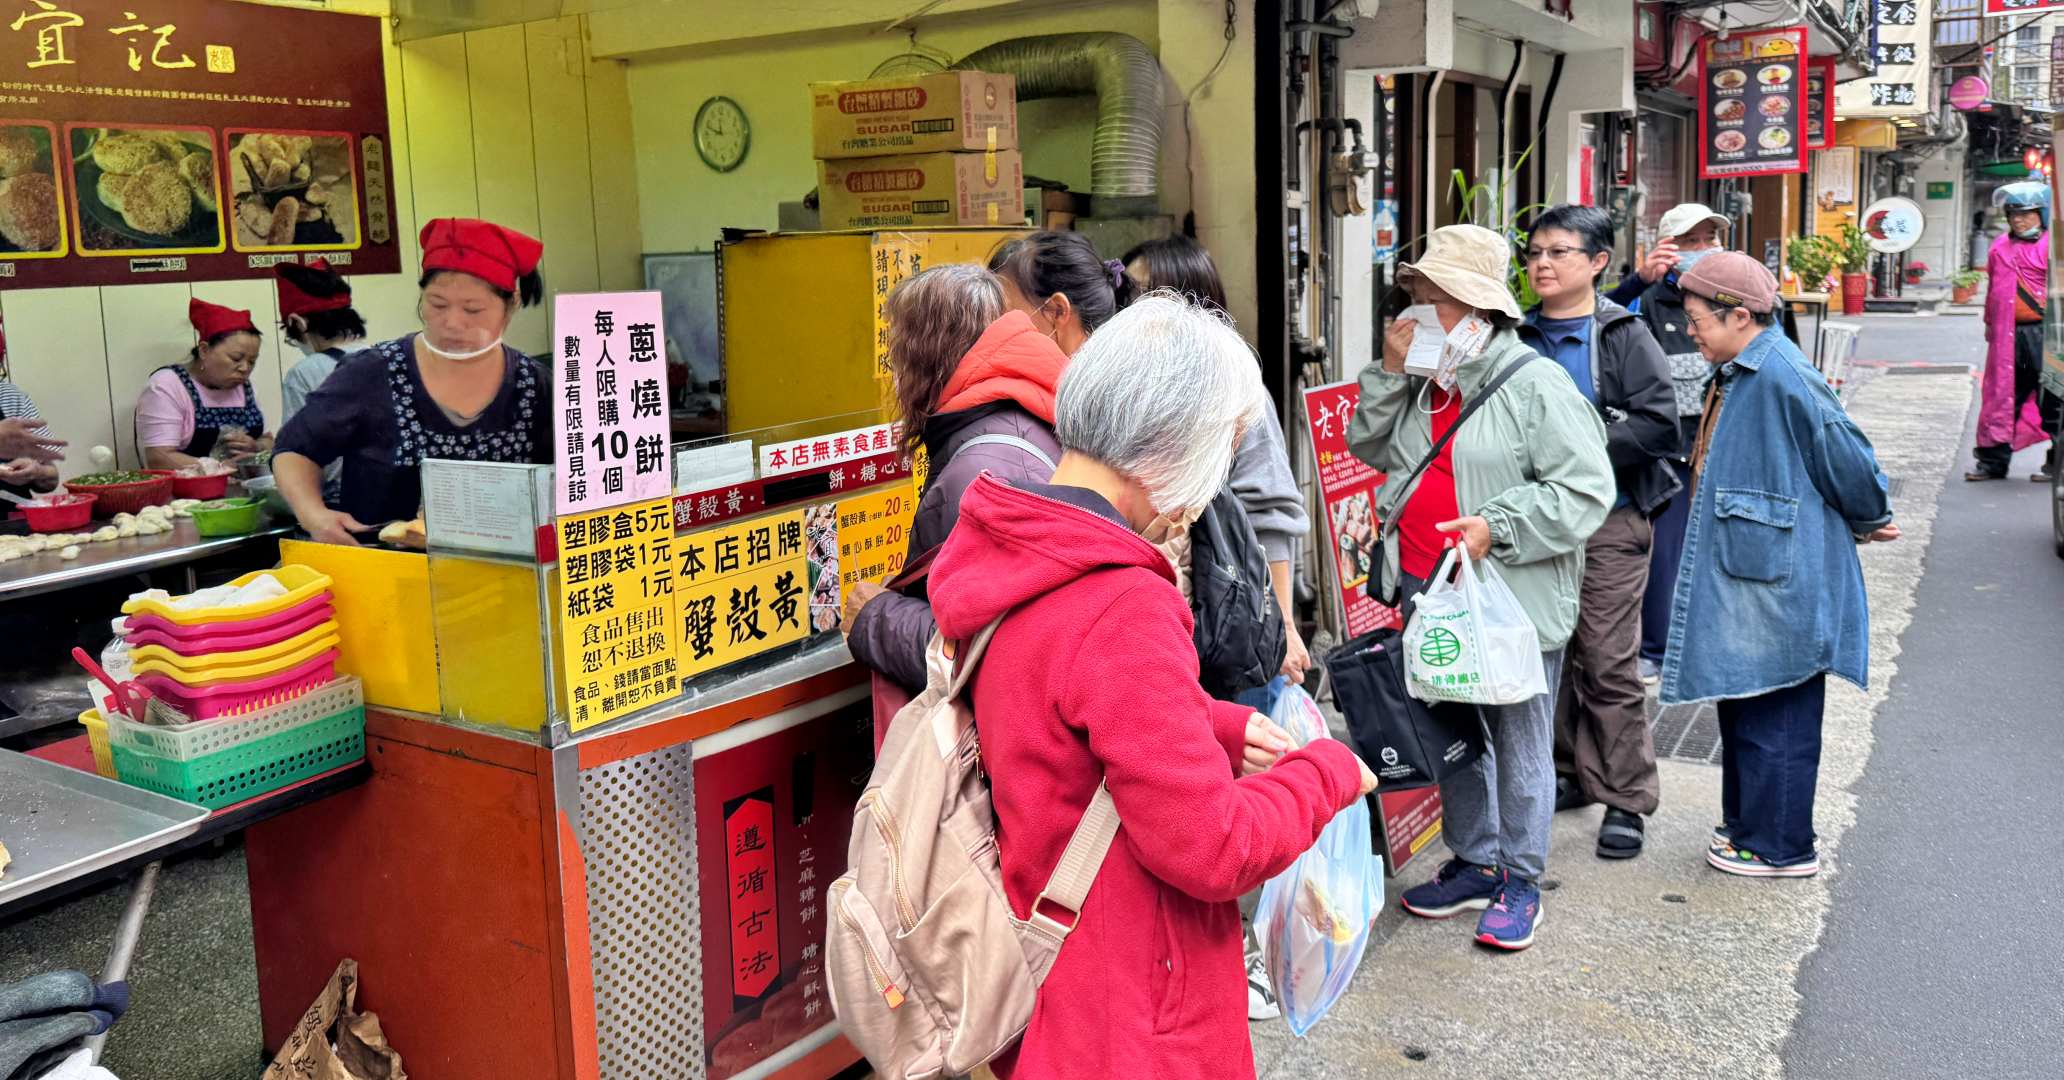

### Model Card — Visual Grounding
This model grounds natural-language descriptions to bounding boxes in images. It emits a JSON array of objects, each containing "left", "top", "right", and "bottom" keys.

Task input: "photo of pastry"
[
  {"left": 1713, "top": 69, "right": 1748, "bottom": 91},
  {"left": 1761, "top": 95, "right": 1793, "bottom": 117},
  {"left": 1759, "top": 126, "right": 1793, "bottom": 150},
  {"left": 68, "top": 126, "right": 222, "bottom": 253},
  {"left": 0, "top": 123, "right": 64, "bottom": 255},
  {"left": 227, "top": 131, "right": 360, "bottom": 250},
  {"left": 1758, "top": 65, "right": 1793, "bottom": 87},
  {"left": 1713, "top": 99, "right": 1747, "bottom": 123},
  {"left": 805, "top": 503, "right": 841, "bottom": 633},
  {"left": 1715, "top": 131, "right": 1748, "bottom": 153}
]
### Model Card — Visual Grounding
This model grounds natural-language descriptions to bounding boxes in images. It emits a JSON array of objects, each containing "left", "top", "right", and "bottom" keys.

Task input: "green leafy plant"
[
  {"left": 1786, "top": 234, "right": 1840, "bottom": 292},
  {"left": 1447, "top": 145, "right": 1549, "bottom": 308},
  {"left": 1952, "top": 269, "right": 1983, "bottom": 289},
  {"left": 1835, "top": 222, "right": 1872, "bottom": 274}
]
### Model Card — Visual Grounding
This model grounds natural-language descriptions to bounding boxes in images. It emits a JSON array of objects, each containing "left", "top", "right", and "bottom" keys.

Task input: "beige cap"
[
  {"left": 1399, "top": 224, "right": 1522, "bottom": 320},
  {"left": 1658, "top": 203, "right": 1731, "bottom": 242}
]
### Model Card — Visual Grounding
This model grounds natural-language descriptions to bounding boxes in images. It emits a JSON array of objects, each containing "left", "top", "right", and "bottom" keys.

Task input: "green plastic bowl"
[{"left": 189, "top": 497, "right": 264, "bottom": 537}]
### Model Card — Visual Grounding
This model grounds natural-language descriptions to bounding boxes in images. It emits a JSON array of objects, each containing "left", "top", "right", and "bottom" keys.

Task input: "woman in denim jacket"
[{"left": 1662, "top": 252, "right": 1901, "bottom": 879}]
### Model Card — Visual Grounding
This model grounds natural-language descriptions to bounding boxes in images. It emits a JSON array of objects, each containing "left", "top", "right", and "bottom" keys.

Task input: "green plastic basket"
[{"left": 111, "top": 704, "right": 364, "bottom": 809}]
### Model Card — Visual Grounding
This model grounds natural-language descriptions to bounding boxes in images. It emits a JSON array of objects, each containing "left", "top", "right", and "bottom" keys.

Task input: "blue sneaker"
[
  {"left": 1475, "top": 876, "right": 1543, "bottom": 951},
  {"left": 1400, "top": 859, "right": 1502, "bottom": 919}
]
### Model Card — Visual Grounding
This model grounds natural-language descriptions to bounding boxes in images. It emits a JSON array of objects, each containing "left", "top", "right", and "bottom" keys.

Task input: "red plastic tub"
[
  {"left": 170, "top": 472, "right": 231, "bottom": 499},
  {"left": 66, "top": 470, "right": 174, "bottom": 517},
  {"left": 17, "top": 493, "right": 98, "bottom": 533},
  {"left": 122, "top": 602, "right": 336, "bottom": 655},
  {"left": 122, "top": 592, "right": 334, "bottom": 641},
  {"left": 133, "top": 650, "right": 339, "bottom": 721}
]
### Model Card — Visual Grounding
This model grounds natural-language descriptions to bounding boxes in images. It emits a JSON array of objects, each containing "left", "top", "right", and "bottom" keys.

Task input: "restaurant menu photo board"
[
  {"left": 1806, "top": 58, "right": 1835, "bottom": 150},
  {"left": 0, "top": 0, "right": 396, "bottom": 288},
  {"left": 1698, "top": 27, "right": 1808, "bottom": 180}
]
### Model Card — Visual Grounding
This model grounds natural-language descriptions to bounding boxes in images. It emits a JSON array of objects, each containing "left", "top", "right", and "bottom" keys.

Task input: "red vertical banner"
[
  {"left": 1301, "top": 380, "right": 1400, "bottom": 638},
  {"left": 724, "top": 792, "right": 779, "bottom": 1002}
]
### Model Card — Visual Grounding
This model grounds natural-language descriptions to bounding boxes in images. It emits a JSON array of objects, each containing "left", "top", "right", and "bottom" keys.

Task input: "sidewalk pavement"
[{"left": 1252, "top": 363, "right": 1972, "bottom": 1079}]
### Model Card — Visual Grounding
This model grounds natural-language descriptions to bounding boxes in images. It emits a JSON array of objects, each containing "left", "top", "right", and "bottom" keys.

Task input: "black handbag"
[
  {"left": 1324, "top": 627, "right": 1487, "bottom": 791},
  {"left": 1365, "top": 352, "right": 1536, "bottom": 607}
]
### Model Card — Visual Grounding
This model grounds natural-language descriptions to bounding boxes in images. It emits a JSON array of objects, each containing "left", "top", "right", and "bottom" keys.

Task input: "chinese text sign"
[
  {"left": 677, "top": 511, "right": 811, "bottom": 679},
  {"left": 556, "top": 498, "right": 680, "bottom": 733},
  {"left": 554, "top": 291, "right": 672, "bottom": 516}
]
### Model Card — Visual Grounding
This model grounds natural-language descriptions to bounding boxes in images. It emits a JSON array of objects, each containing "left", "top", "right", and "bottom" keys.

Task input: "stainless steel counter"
[{"left": 0, "top": 521, "right": 293, "bottom": 602}]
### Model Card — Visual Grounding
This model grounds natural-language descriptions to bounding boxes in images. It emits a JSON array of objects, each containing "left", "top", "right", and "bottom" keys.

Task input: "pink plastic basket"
[
  {"left": 122, "top": 603, "right": 336, "bottom": 656},
  {"left": 122, "top": 592, "right": 333, "bottom": 642},
  {"left": 132, "top": 650, "right": 338, "bottom": 721}
]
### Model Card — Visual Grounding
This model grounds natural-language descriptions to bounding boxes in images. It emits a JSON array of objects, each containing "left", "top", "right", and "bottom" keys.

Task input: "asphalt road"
[{"left": 1784, "top": 315, "right": 2064, "bottom": 1079}]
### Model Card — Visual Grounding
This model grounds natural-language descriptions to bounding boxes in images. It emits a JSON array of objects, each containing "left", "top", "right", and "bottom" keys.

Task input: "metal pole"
[{"left": 85, "top": 860, "right": 161, "bottom": 1063}]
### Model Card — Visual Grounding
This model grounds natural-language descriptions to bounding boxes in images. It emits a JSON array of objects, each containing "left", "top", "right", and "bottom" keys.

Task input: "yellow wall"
[
  {"left": 610, "top": 0, "right": 1165, "bottom": 254},
  {"left": 0, "top": 0, "right": 641, "bottom": 475}
]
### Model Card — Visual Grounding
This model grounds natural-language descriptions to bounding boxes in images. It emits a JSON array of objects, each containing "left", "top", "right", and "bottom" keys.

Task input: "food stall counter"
[{"left": 0, "top": 521, "right": 293, "bottom": 602}]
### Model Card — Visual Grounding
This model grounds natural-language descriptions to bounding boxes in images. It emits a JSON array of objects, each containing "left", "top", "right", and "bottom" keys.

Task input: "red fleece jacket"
[{"left": 930, "top": 475, "right": 1363, "bottom": 1080}]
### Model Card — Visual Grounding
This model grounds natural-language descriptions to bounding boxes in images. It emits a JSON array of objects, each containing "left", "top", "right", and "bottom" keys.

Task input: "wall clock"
[{"left": 695, "top": 96, "right": 750, "bottom": 173}]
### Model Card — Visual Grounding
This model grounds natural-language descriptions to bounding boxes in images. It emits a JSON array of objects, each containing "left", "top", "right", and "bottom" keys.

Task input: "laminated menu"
[{"left": 1699, "top": 27, "right": 1808, "bottom": 179}]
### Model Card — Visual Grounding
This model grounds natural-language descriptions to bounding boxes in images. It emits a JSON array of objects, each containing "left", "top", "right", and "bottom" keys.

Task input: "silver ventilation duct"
[{"left": 956, "top": 32, "right": 1165, "bottom": 218}]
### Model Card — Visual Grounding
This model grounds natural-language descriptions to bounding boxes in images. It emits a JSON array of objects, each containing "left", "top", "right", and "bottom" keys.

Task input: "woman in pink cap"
[{"left": 273, "top": 218, "right": 549, "bottom": 544}]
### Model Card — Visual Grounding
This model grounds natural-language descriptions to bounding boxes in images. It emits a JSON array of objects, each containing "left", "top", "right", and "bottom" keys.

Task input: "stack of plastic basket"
[{"left": 96, "top": 565, "right": 364, "bottom": 809}]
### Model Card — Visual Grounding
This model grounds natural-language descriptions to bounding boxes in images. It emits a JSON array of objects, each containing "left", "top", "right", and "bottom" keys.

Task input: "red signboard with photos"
[
  {"left": 1806, "top": 57, "right": 1836, "bottom": 150},
  {"left": 696, "top": 702, "right": 872, "bottom": 1080},
  {"left": 1697, "top": 27, "right": 1809, "bottom": 179},
  {"left": 1302, "top": 380, "right": 1400, "bottom": 638},
  {"left": 0, "top": 0, "right": 396, "bottom": 288}
]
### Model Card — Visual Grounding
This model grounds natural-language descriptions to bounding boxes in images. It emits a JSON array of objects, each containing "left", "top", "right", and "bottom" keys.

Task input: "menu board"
[
  {"left": 1805, "top": 59, "right": 1835, "bottom": 150},
  {"left": 0, "top": 0, "right": 397, "bottom": 288},
  {"left": 557, "top": 497, "right": 682, "bottom": 733},
  {"left": 1301, "top": 380, "right": 1399, "bottom": 638},
  {"left": 1698, "top": 27, "right": 1807, "bottom": 180}
]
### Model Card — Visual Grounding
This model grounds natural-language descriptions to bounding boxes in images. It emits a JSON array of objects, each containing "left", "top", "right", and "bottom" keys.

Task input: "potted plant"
[
  {"left": 1786, "top": 234, "right": 1839, "bottom": 299},
  {"left": 1952, "top": 269, "right": 1983, "bottom": 304},
  {"left": 1837, "top": 222, "right": 1873, "bottom": 315},
  {"left": 1903, "top": 261, "right": 1930, "bottom": 286}
]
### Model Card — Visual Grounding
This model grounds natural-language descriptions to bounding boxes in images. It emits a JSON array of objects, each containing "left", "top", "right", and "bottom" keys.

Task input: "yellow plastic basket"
[
  {"left": 126, "top": 620, "right": 342, "bottom": 675},
  {"left": 78, "top": 709, "right": 118, "bottom": 779},
  {"left": 120, "top": 565, "right": 334, "bottom": 627},
  {"left": 129, "top": 632, "right": 341, "bottom": 688}
]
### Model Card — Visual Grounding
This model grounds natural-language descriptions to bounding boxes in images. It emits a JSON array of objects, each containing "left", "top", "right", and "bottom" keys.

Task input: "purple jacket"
[
  {"left": 1980, "top": 231, "right": 2052, "bottom": 450},
  {"left": 847, "top": 401, "right": 1061, "bottom": 690}
]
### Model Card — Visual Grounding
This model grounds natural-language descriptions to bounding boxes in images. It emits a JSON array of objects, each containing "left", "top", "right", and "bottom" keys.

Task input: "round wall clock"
[{"left": 694, "top": 96, "right": 750, "bottom": 173}]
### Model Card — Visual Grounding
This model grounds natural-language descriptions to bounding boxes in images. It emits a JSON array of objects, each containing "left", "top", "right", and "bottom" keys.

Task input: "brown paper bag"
[{"left": 262, "top": 959, "right": 407, "bottom": 1080}]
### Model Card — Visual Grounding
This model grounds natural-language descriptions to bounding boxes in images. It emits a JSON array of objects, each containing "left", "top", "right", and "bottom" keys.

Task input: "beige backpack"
[{"left": 827, "top": 618, "right": 1118, "bottom": 1080}]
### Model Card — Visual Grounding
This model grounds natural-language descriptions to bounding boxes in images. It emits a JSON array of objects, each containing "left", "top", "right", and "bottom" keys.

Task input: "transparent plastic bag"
[
  {"left": 1403, "top": 544, "right": 1546, "bottom": 706},
  {"left": 1253, "top": 682, "right": 1382, "bottom": 1037}
]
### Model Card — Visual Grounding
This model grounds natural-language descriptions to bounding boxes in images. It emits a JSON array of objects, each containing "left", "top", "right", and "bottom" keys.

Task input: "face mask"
[
  {"left": 1142, "top": 504, "right": 1202, "bottom": 545},
  {"left": 1673, "top": 247, "right": 1714, "bottom": 274},
  {"left": 418, "top": 333, "right": 505, "bottom": 361},
  {"left": 1434, "top": 315, "right": 1494, "bottom": 392},
  {"left": 2014, "top": 224, "right": 2043, "bottom": 240}
]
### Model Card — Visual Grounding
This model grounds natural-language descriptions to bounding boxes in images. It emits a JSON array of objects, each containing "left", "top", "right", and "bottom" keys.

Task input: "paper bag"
[{"left": 262, "top": 959, "right": 407, "bottom": 1080}]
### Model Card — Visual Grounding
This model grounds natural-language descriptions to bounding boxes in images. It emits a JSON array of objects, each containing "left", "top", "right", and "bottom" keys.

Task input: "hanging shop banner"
[
  {"left": 1301, "top": 380, "right": 1399, "bottom": 638},
  {"left": 0, "top": 0, "right": 396, "bottom": 288},
  {"left": 1860, "top": 196, "right": 1925, "bottom": 254},
  {"left": 1698, "top": 27, "right": 1807, "bottom": 180},
  {"left": 677, "top": 510, "right": 810, "bottom": 679},
  {"left": 869, "top": 233, "right": 922, "bottom": 380},
  {"left": 694, "top": 701, "right": 870, "bottom": 1080},
  {"left": 1805, "top": 58, "right": 1835, "bottom": 150},
  {"left": 553, "top": 291, "right": 672, "bottom": 517},
  {"left": 758, "top": 421, "right": 900, "bottom": 479},
  {"left": 1837, "top": 0, "right": 1933, "bottom": 119},
  {"left": 556, "top": 498, "right": 681, "bottom": 733}
]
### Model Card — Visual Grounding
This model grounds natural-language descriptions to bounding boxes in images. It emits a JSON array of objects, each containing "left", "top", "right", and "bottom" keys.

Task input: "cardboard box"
[
  {"left": 811, "top": 70, "right": 1018, "bottom": 159},
  {"left": 818, "top": 150, "right": 1025, "bottom": 230}
]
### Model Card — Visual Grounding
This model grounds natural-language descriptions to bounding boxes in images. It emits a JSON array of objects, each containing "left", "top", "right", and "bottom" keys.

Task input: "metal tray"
[{"left": 0, "top": 749, "right": 208, "bottom": 908}]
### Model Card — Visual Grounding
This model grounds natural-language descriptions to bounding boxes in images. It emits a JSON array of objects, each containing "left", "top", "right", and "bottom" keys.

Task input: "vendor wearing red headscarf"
[
  {"left": 276, "top": 257, "right": 370, "bottom": 423},
  {"left": 274, "top": 217, "right": 550, "bottom": 545},
  {"left": 135, "top": 299, "right": 269, "bottom": 470}
]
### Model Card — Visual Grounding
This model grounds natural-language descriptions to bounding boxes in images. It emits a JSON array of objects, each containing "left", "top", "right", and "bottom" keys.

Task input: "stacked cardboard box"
[{"left": 810, "top": 70, "right": 1024, "bottom": 230}]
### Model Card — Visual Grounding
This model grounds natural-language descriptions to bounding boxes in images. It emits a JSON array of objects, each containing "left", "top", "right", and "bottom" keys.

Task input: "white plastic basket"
[{"left": 105, "top": 676, "right": 364, "bottom": 761}]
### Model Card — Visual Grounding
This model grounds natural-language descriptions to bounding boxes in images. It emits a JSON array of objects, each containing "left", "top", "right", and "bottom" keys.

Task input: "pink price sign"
[{"left": 553, "top": 291, "right": 672, "bottom": 516}]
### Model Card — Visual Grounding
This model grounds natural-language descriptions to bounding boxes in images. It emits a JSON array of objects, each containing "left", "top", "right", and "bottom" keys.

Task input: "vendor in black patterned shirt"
[{"left": 273, "top": 217, "right": 551, "bottom": 545}]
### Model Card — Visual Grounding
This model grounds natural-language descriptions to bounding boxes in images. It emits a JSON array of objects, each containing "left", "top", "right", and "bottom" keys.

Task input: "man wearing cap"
[
  {"left": 1608, "top": 203, "right": 1732, "bottom": 686},
  {"left": 1970, "top": 180, "right": 2060, "bottom": 482},
  {"left": 1663, "top": 251, "right": 1899, "bottom": 879}
]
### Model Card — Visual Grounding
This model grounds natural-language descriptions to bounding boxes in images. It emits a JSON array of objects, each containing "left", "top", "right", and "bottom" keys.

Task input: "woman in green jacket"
[{"left": 1347, "top": 224, "right": 1614, "bottom": 952}]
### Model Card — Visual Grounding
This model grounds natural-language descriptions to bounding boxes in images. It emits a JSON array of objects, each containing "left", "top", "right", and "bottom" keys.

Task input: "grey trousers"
[{"left": 1436, "top": 650, "right": 1564, "bottom": 882}]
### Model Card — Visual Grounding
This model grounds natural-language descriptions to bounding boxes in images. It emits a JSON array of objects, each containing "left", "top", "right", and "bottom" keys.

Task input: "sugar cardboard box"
[
  {"left": 811, "top": 70, "right": 1018, "bottom": 159},
  {"left": 818, "top": 150, "right": 1025, "bottom": 230}
]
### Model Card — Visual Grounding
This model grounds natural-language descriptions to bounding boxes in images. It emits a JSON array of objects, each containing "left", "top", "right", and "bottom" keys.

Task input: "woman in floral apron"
[
  {"left": 272, "top": 217, "right": 550, "bottom": 545},
  {"left": 135, "top": 299, "right": 269, "bottom": 470}
]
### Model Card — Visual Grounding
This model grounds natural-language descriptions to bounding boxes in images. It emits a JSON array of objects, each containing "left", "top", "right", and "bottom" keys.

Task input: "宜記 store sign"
[{"left": 0, "top": 0, "right": 396, "bottom": 288}]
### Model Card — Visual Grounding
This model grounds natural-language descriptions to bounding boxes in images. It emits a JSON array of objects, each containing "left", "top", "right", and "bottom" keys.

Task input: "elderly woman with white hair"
[
  {"left": 1347, "top": 224, "right": 1614, "bottom": 952},
  {"left": 927, "top": 294, "right": 1377, "bottom": 1080}
]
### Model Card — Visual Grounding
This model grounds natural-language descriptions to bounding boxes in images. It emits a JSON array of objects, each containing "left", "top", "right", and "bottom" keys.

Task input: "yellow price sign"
[
  {"left": 678, "top": 510, "right": 811, "bottom": 679},
  {"left": 557, "top": 498, "right": 680, "bottom": 733},
  {"left": 836, "top": 481, "right": 916, "bottom": 605}
]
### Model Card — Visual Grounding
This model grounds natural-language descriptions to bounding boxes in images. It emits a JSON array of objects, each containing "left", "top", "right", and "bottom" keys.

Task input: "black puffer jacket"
[{"left": 1522, "top": 298, "right": 1683, "bottom": 515}]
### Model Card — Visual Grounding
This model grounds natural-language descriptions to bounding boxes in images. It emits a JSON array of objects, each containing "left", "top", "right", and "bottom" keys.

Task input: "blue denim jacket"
[{"left": 1660, "top": 326, "right": 1893, "bottom": 705}]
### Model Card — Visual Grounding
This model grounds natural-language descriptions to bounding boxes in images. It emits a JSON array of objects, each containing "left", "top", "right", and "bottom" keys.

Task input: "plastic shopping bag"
[
  {"left": 1403, "top": 544, "right": 1547, "bottom": 706},
  {"left": 1253, "top": 682, "right": 1382, "bottom": 1037}
]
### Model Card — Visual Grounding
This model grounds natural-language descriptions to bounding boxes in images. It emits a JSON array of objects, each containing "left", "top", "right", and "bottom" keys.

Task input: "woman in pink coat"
[{"left": 1971, "top": 180, "right": 2060, "bottom": 482}]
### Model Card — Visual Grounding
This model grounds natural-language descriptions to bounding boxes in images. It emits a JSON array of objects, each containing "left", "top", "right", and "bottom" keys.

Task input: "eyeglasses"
[
  {"left": 1524, "top": 245, "right": 1592, "bottom": 264},
  {"left": 1684, "top": 307, "right": 1739, "bottom": 329}
]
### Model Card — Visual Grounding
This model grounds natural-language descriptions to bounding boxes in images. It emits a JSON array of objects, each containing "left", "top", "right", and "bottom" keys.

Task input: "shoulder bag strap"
[
  {"left": 1375, "top": 352, "right": 1537, "bottom": 547},
  {"left": 958, "top": 432, "right": 1058, "bottom": 471},
  {"left": 1029, "top": 783, "right": 1120, "bottom": 937}
]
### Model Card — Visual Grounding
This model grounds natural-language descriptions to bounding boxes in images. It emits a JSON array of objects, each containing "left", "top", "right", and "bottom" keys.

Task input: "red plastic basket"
[
  {"left": 123, "top": 592, "right": 334, "bottom": 641},
  {"left": 170, "top": 472, "right": 231, "bottom": 499},
  {"left": 132, "top": 650, "right": 338, "bottom": 721},
  {"left": 17, "top": 493, "right": 97, "bottom": 533},
  {"left": 121, "top": 602, "right": 336, "bottom": 655},
  {"left": 66, "top": 470, "right": 174, "bottom": 516}
]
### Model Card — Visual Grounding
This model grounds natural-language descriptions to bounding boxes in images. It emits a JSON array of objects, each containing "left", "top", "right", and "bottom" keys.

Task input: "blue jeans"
[
  {"left": 1435, "top": 650, "right": 1565, "bottom": 883},
  {"left": 1717, "top": 675, "right": 1826, "bottom": 866},
  {"left": 1640, "top": 458, "right": 1695, "bottom": 665}
]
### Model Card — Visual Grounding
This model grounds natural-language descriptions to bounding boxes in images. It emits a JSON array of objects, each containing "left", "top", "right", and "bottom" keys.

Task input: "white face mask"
[
  {"left": 1142, "top": 503, "right": 1202, "bottom": 545},
  {"left": 418, "top": 333, "right": 504, "bottom": 361}
]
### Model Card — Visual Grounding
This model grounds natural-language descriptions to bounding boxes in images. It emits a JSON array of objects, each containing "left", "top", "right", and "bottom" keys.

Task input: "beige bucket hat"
[{"left": 1399, "top": 224, "right": 1523, "bottom": 320}]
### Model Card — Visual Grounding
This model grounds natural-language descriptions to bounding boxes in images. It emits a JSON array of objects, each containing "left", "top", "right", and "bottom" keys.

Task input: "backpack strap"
[
  {"left": 957, "top": 432, "right": 1057, "bottom": 471},
  {"left": 1029, "top": 784, "right": 1120, "bottom": 937}
]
